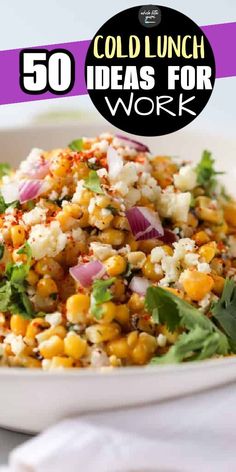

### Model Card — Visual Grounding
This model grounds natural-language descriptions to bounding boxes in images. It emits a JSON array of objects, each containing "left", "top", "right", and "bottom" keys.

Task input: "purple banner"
[
  {"left": 0, "top": 22, "right": 234, "bottom": 105},
  {"left": 0, "top": 40, "right": 90, "bottom": 105},
  {"left": 202, "top": 22, "right": 236, "bottom": 79}
]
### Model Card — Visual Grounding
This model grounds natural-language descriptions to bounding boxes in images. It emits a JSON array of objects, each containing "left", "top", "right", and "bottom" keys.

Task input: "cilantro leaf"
[
  {"left": 145, "top": 286, "right": 180, "bottom": 331},
  {"left": 91, "top": 278, "right": 115, "bottom": 319},
  {"left": 68, "top": 138, "right": 83, "bottom": 152},
  {"left": 106, "top": 205, "right": 118, "bottom": 216},
  {"left": 0, "top": 163, "right": 11, "bottom": 178},
  {"left": 0, "top": 195, "right": 6, "bottom": 213},
  {"left": 0, "top": 243, "right": 4, "bottom": 260},
  {"left": 84, "top": 170, "right": 104, "bottom": 195},
  {"left": 0, "top": 281, "right": 12, "bottom": 311},
  {"left": 212, "top": 278, "right": 236, "bottom": 345},
  {"left": 151, "top": 326, "right": 225, "bottom": 364},
  {"left": 195, "top": 150, "right": 224, "bottom": 196},
  {"left": 0, "top": 242, "right": 34, "bottom": 318},
  {"left": 145, "top": 286, "right": 229, "bottom": 364},
  {"left": 0, "top": 194, "right": 20, "bottom": 214}
]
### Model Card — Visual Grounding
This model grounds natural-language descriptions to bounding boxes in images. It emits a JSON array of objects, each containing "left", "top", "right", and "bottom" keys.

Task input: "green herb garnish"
[
  {"left": 84, "top": 170, "right": 104, "bottom": 195},
  {"left": 0, "top": 163, "right": 11, "bottom": 179},
  {"left": 91, "top": 278, "right": 115, "bottom": 319},
  {"left": 0, "top": 243, "right": 4, "bottom": 260},
  {"left": 0, "top": 242, "right": 34, "bottom": 319},
  {"left": 220, "top": 186, "right": 231, "bottom": 202},
  {"left": 26, "top": 200, "right": 35, "bottom": 210},
  {"left": 87, "top": 160, "right": 101, "bottom": 171},
  {"left": 68, "top": 138, "right": 83, "bottom": 152},
  {"left": 106, "top": 205, "right": 118, "bottom": 216},
  {"left": 212, "top": 278, "right": 236, "bottom": 346},
  {"left": 0, "top": 195, "right": 20, "bottom": 214},
  {"left": 195, "top": 150, "right": 223, "bottom": 196},
  {"left": 145, "top": 286, "right": 229, "bottom": 364}
]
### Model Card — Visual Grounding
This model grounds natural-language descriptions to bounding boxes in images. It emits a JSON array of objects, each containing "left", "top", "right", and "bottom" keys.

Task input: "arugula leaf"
[
  {"left": 151, "top": 326, "right": 225, "bottom": 364},
  {"left": 212, "top": 278, "right": 236, "bottom": 345},
  {"left": 0, "top": 243, "right": 4, "bottom": 260},
  {"left": 0, "top": 163, "right": 11, "bottom": 178},
  {"left": 84, "top": 170, "right": 104, "bottom": 195},
  {"left": 145, "top": 286, "right": 229, "bottom": 364},
  {"left": 195, "top": 150, "right": 223, "bottom": 196},
  {"left": 68, "top": 138, "right": 83, "bottom": 152},
  {"left": 91, "top": 278, "right": 115, "bottom": 319}
]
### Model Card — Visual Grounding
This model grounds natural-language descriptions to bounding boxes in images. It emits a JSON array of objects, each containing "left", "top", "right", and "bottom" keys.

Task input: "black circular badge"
[{"left": 85, "top": 5, "right": 215, "bottom": 136}]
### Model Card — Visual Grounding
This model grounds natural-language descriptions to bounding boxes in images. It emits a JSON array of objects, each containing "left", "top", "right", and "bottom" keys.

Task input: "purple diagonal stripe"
[
  {"left": 0, "top": 22, "right": 235, "bottom": 106},
  {"left": 201, "top": 22, "right": 236, "bottom": 78}
]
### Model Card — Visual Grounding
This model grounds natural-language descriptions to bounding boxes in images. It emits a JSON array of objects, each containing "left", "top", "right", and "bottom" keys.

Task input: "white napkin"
[{"left": 3, "top": 382, "right": 236, "bottom": 472}]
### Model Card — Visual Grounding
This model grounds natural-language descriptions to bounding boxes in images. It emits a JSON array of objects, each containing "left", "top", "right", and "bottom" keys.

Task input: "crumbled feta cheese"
[
  {"left": 127, "top": 251, "right": 146, "bottom": 269},
  {"left": 198, "top": 293, "right": 211, "bottom": 311},
  {"left": 49, "top": 190, "right": 59, "bottom": 201},
  {"left": 45, "top": 312, "right": 62, "bottom": 327},
  {"left": 154, "top": 264, "right": 163, "bottom": 276},
  {"left": 22, "top": 207, "right": 47, "bottom": 226},
  {"left": 151, "top": 247, "right": 166, "bottom": 263},
  {"left": 90, "top": 242, "right": 116, "bottom": 261},
  {"left": 184, "top": 253, "right": 199, "bottom": 266},
  {"left": 119, "top": 162, "right": 138, "bottom": 186},
  {"left": 4, "top": 333, "right": 25, "bottom": 356},
  {"left": 157, "top": 189, "right": 191, "bottom": 222},
  {"left": 138, "top": 174, "right": 161, "bottom": 201},
  {"left": 97, "top": 168, "right": 108, "bottom": 178},
  {"left": 101, "top": 208, "right": 111, "bottom": 216},
  {"left": 159, "top": 255, "right": 179, "bottom": 286},
  {"left": 125, "top": 188, "right": 141, "bottom": 207},
  {"left": 88, "top": 197, "right": 96, "bottom": 214},
  {"left": 90, "top": 348, "right": 109, "bottom": 367},
  {"left": 72, "top": 180, "right": 85, "bottom": 204},
  {"left": 113, "top": 181, "right": 129, "bottom": 197},
  {"left": 197, "top": 262, "right": 211, "bottom": 273},
  {"left": 174, "top": 165, "right": 197, "bottom": 191},
  {"left": 91, "top": 139, "right": 109, "bottom": 153},
  {"left": 157, "top": 334, "right": 167, "bottom": 347},
  {"left": 28, "top": 221, "right": 67, "bottom": 260},
  {"left": 72, "top": 227, "right": 86, "bottom": 242},
  {"left": 60, "top": 186, "right": 69, "bottom": 199},
  {"left": 18, "top": 148, "right": 44, "bottom": 175},
  {"left": 173, "top": 238, "right": 196, "bottom": 259}
]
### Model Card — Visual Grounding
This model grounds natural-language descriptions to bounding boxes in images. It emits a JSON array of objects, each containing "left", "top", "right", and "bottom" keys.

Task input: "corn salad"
[{"left": 0, "top": 133, "right": 235, "bottom": 370}]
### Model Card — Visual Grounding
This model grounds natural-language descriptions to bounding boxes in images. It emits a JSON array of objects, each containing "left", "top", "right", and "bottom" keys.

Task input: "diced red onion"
[
  {"left": 126, "top": 207, "right": 164, "bottom": 241},
  {"left": 69, "top": 261, "right": 106, "bottom": 288},
  {"left": 115, "top": 134, "right": 150, "bottom": 153},
  {"left": 129, "top": 276, "right": 150, "bottom": 296},
  {"left": 19, "top": 180, "right": 45, "bottom": 203},
  {"left": 160, "top": 229, "right": 177, "bottom": 244},
  {"left": 107, "top": 146, "right": 123, "bottom": 179},
  {"left": 25, "top": 158, "right": 50, "bottom": 179},
  {"left": 0, "top": 182, "right": 20, "bottom": 203}
]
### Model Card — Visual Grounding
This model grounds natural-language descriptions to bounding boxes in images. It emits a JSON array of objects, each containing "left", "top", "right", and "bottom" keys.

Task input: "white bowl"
[{"left": 1, "top": 124, "right": 236, "bottom": 434}]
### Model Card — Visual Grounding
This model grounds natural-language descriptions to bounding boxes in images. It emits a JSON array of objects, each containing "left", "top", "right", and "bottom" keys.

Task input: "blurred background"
[{"left": 0, "top": 0, "right": 234, "bottom": 137}]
